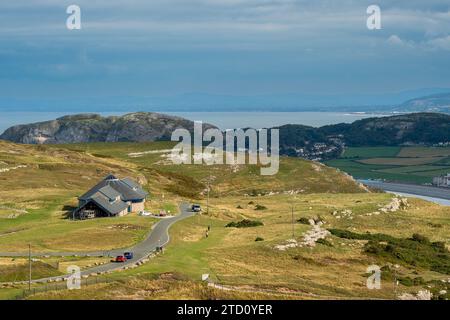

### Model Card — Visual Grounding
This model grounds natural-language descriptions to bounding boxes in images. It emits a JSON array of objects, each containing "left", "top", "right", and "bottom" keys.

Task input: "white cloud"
[
  {"left": 387, "top": 34, "right": 403, "bottom": 45},
  {"left": 387, "top": 34, "right": 415, "bottom": 48},
  {"left": 428, "top": 35, "right": 450, "bottom": 50}
]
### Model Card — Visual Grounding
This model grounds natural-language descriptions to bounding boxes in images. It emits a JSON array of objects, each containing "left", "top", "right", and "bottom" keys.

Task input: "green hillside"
[{"left": 0, "top": 140, "right": 448, "bottom": 301}]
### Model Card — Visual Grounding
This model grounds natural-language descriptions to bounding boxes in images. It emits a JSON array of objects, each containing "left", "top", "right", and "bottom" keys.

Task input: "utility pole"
[
  {"left": 291, "top": 195, "right": 297, "bottom": 239},
  {"left": 28, "top": 243, "right": 31, "bottom": 291},
  {"left": 206, "top": 182, "right": 210, "bottom": 215},
  {"left": 291, "top": 205, "right": 295, "bottom": 238},
  {"left": 394, "top": 264, "right": 399, "bottom": 298}
]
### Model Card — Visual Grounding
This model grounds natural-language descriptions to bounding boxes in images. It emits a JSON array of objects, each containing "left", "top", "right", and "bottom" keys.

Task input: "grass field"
[
  {"left": 0, "top": 256, "right": 111, "bottom": 283},
  {"left": 326, "top": 146, "right": 450, "bottom": 184},
  {"left": 0, "top": 141, "right": 449, "bottom": 300},
  {"left": 25, "top": 193, "right": 450, "bottom": 300},
  {"left": 342, "top": 147, "right": 402, "bottom": 158},
  {"left": 0, "top": 140, "right": 363, "bottom": 253}
]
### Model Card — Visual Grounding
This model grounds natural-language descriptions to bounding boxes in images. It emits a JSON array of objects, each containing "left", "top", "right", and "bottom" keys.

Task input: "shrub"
[
  {"left": 91, "top": 153, "right": 112, "bottom": 159},
  {"left": 225, "top": 219, "right": 264, "bottom": 228},
  {"left": 316, "top": 238, "right": 333, "bottom": 247},
  {"left": 255, "top": 237, "right": 264, "bottom": 242},
  {"left": 236, "top": 205, "right": 243, "bottom": 209},
  {"left": 364, "top": 241, "right": 383, "bottom": 254},
  {"left": 380, "top": 265, "right": 395, "bottom": 281},
  {"left": 431, "top": 241, "right": 447, "bottom": 252},
  {"left": 398, "top": 276, "right": 425, "bottom": 287},
  {"left": 254, "top": 204, "right": 267, "bottom": 211},
  {"left": 297, "top": 217, "right": 310, "bottom": 225},
  {"left": 330, "top": 229, "right": 450, "bottom": 275},
  {"left": 411, "top": 233, "right": 430, "bottom": 244}
]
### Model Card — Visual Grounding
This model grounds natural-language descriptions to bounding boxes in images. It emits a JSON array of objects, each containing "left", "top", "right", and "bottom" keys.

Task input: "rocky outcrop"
[
  {"left": 0, "top": 112, "right": 216, "bottom": 144},
  {"left": 274, "top": 219, "right": 330, "bottom": 251}
]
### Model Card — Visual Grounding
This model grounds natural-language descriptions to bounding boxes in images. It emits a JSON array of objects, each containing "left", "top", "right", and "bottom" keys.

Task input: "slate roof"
[
  {"left": 79, "top": 175, "right": 148, "bottom": 201},
  {"left": 90, "top": 192, "right": 129, "bottom": 215},
  {"left": 97, "top": 185, "right": 121, "bottom": 201},
  {"left": 77, "top": 175, "right": 148, "bottom": 216}
]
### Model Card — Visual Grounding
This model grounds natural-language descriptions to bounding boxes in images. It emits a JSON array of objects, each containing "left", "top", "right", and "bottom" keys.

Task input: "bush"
[
  {"left": 255, "top": 237, "right": 264, "bottom": 242},
  {"left": 297, "top": 217, "right": 310, "bottom": 225},
  {"left": 411, "top": 233, "right": 430, "bottom": 244},
  {"left": 364, "top": 241, "right": 383, "bottom": 254},
  {"left": 254, "top": 204, "right": 267, "bottom": 211},
  {"left": 316, "top": 238, "right": 333, "bottom": 247},
  {"left": 330, "top": 229, "right": 450, "bottom": 275},
  {"left": 398, "top": 276, "right": 425, "bottom": 287},
  {"left": 431, "top": 241, "right": 447, "bottom": 252},
  {"left": 225, "top": 219, "right": 264, "bottom": 228},
  {"left": 236, "top": 205, "right": 243, "bottom": 209},
  {"left": 91, "top": 153, "right": 113, "bottom": 159}
]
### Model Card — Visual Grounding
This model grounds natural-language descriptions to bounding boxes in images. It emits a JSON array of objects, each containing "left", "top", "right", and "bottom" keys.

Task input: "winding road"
[
  {"left": 359, "top": 180, "right": 450, "bottom": 205},
  {"left": 0, "top": 203, "right": 195, "bottom": 283}
]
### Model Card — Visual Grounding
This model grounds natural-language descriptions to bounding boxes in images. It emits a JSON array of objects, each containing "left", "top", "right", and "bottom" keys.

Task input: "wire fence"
[
  {"left": 9, "top": 248, "right": 163, "bottom": 300},
  {"left": 13, "top": 275, "right": 117, "bottom": 300}
]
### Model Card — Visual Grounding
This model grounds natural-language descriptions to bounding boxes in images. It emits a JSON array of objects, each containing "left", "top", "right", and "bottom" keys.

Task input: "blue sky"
[{"left": 0, "top": 0, "right": 450, "bottom": 110}]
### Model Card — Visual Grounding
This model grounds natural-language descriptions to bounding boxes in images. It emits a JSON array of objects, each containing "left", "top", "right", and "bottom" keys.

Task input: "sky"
[{"left": 0, "top": 0, "right": 450, "bottom": 111}]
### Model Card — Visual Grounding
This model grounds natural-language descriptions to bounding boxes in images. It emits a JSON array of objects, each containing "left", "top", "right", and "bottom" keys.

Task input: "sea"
[{"left": 0, "top": 111, "right": 391, "bottom": 133}]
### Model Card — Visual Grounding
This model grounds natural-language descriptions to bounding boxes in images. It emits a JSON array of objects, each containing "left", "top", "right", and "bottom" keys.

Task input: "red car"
[{"left": 115, "top": 255, "right": 127, "bottom": 263}]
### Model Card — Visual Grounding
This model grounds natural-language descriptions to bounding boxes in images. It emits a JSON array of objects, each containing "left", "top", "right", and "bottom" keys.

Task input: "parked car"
[
  {"left": 139, "top": 210, "right": 152, "bottom": 216},
  {"left": 115, "top": 255, "right": 127, "bottom": 263},
  {"left": 124, "top": 252, "right": 133, "bottom": 260},
  {"left": 191, "top": 204, "right": 201, "bottom": 212}
]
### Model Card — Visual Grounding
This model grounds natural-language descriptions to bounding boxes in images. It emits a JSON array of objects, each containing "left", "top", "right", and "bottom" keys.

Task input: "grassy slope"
[
  {"left": 1, "top": 141, "right": 449, "bottom": 300},
  {"left": 28, "top": 193, "right": 450, "bottom": 300},
  {"left": 0, "top": 141, "right": 157, "bottom": 252},
  {"left": 0, "top": 140, "right": 363, "bottom": 253},
  {"left": 54, "top": 142, "right": 364, "bottom": 196}
]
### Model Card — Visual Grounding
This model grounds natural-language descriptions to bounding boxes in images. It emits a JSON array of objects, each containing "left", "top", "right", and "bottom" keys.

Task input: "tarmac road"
[{"left": 0, "top": 202, "right": 195, "bottom": 283}]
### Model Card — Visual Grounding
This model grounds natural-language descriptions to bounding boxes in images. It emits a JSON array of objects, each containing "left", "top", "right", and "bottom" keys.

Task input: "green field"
[
  {"left": 0, "top": 140, "right": 363, "bottom": 253},
  {"left": 326, "top": 147, "right": 450, "bottom": 184},
  {"left": 0, "top": 140, "right": 449, "bottom": 300},
  {"left": 26, "top": 193, "right": 450, "bottom": 300},
  {"left": 342, "top": 147, "right": 402, "bottom": 159}
]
